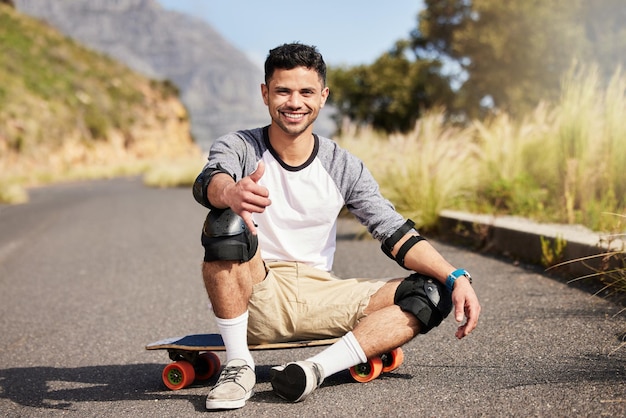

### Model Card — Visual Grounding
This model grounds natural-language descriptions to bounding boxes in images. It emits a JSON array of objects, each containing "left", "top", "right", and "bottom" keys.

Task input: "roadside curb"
[{"left": 436, "top": 210, "right": 624, "bottom": 280}]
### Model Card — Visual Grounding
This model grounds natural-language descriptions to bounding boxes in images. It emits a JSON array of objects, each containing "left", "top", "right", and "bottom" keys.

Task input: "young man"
[{"left": 193, "top": 43, "right": 481, "bottom": 410}]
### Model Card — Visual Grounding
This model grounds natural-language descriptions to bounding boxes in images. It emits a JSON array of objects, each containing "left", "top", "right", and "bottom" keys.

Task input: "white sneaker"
[
  {"left": 205, "top": 359, "right": 255, "bottom": 410},
  {"left": 270, "top": 361, "right": 324, "bottom": 402}
]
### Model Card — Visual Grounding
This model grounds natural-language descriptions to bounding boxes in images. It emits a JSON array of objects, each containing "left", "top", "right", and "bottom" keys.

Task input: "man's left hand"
[{"left": 451, "top": 278, "right": 481, "bottom": 339}]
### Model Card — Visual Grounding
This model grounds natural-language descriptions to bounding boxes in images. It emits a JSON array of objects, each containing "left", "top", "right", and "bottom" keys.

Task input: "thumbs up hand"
[{"left": 222, "top": 161, "right": 271, "bottom": 235}]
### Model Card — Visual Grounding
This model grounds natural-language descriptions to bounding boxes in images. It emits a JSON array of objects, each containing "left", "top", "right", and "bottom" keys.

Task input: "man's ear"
[
  {"left": 261, "top": 83, "right": 269, "bottom": 105},
  {"left": 320, "top": 86, "right": 329, "bottom": 108}
]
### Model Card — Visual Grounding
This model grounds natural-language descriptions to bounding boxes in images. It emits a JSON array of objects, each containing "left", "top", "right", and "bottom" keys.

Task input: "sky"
[{"left": 158, "top": 0, "right": 424, "bottom": 68}]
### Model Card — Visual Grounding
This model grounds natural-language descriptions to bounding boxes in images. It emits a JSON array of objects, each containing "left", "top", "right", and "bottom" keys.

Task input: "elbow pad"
[
  {"left": 192, "top": 164, "right": 232, "bottom": 209},
  {"left": 381, "top": 219, "right": 427, "bottom": 269}
]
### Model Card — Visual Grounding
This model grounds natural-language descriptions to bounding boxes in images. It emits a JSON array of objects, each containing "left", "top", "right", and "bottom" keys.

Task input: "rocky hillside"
[
  {"left": 15, "top": 0, "right": 269, "bottom": 148},
  {"left": 0, "top": 3, "right": 198, "bottom": 201}
]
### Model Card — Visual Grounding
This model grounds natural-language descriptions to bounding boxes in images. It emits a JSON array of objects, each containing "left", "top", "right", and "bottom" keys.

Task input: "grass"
[
  {"left": 142, "top": 157, "right": 205, "bottom": 188},
  {"left": 0, "top": 6, "right": 154, "bottom": 152},
  {"left": 0, "top": 146, "right": 203, "bottom": 204},
  {"left": 0, "top": 5, "right": 200, "bottom": 204},
  {"left": 337, "top": 112, "right": 479, "bottom": 230},
  {"left": 0, "top": 180, "right": 28, "bottom": 205},
  {"left": 337, "top": 64, "right": 626, "bottom": 234},
  {"left": 565, "top": 213, "right": 626, "bottom": 295}
]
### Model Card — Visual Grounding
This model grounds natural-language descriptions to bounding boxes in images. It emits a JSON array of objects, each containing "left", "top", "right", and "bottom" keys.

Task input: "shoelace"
[{"left": 216, "top": 365, "right": 247, "bottom": 385}]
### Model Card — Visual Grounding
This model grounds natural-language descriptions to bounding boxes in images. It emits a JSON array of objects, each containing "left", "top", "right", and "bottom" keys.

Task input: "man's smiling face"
[{"left": 262, "top": 66, "right": 329, "bottom": 138}]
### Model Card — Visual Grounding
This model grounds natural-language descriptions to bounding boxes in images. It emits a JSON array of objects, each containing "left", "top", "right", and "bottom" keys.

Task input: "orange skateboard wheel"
[
  {"left": 162, "top": 360, "right": 195, "bottom": 390},
  {"left": 194, "top": 352, "right": 221, "bottom": 380},
  {"left": 381, "top": 347, "right": 404, "bottom": 373},
  {"left": 350, "top": 356, "right": 383, "bottom": 383}
]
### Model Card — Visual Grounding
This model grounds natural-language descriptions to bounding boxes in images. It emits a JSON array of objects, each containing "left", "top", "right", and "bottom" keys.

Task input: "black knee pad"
[
  {"left": 201, "top": 209, "right": 258, "bottom": 262},
  {"left": 394, "top": 273, "right": 452, "bottom": 334}
]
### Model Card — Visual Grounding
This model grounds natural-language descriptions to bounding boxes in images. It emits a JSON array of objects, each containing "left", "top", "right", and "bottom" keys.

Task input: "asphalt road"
[{"left": 1, "top": 177, "right": 624, "bottom": 417}]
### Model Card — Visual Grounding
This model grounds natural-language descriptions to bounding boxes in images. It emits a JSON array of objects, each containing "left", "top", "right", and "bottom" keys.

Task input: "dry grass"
[
  {"left": 0, "top": 139, "right": 203, "bottom": 204},
  {"left": 338, "top": 111, "right": 479, "bottom": 229},
  {"left": 338, "top": 64, "right": 626, "bottom": 234},
  {"left": 142, "top": 156, "right": 206, "bottom": 188}
]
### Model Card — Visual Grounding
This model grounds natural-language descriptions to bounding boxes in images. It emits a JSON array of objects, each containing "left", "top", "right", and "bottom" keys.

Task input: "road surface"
[{"left": 1, "top": 178, "right": 624, "bottom": 417}]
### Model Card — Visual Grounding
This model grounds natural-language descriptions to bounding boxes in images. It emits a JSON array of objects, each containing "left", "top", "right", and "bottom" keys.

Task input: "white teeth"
[{"left": 283, "top": 112, "right": 304, "bottom": 120}]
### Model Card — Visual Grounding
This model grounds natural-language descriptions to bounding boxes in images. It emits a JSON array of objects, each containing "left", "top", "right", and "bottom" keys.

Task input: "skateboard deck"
[
  {"left": 146, "top": 333, "right": 404, "bottom": 390},
  {"left": 146, "top": 333, "right": 339, "bottom": 352}
]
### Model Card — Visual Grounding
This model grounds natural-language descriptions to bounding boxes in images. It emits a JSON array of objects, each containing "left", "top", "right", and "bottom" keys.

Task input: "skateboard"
[{"left": 146, "top": 333, "right": 404, "bottom": 390}]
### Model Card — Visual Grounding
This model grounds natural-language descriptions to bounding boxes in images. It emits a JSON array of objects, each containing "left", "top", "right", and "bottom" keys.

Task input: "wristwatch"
[{"left": 446, "top": 269, "right": 472, "bottom": 292}]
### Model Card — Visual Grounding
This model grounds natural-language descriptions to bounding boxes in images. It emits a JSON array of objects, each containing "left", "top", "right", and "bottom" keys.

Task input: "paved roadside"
[{"left": 0, "top": 178, "right": 624, "bottom": 417}]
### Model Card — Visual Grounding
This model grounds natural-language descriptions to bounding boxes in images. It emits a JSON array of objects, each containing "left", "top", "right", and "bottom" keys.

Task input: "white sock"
[
  {"left": 214, "top": 312, "right": 255, "bottom": 370},
  {"left": 306, "top": 332, "right": 367, "bottom": 379}
]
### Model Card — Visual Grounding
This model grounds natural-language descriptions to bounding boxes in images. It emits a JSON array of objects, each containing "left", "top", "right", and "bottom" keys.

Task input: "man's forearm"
[
  {"left": 391, "top": 233, "right": 455, "bottom": 283},
  {"left": 206, "top": 173, "right": 235, "bottom": 209}
]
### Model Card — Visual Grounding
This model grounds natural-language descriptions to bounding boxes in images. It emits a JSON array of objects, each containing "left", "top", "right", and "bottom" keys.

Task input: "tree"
[
  {"left": 328, "top": 42, "right": 454, "bottom": 133},
  {"left": 581, "top": 0, "right": 626, "bottom": 82},
  {"left": 411, "top": 0, "right": 626, "bottom": 118},
  {"left": 329, "top": 1, "right": 626, "bottom": 129}
]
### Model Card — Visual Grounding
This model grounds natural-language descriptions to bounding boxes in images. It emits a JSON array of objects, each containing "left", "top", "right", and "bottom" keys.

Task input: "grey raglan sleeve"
[{"left": 322, "top": 140, "right": 406, "bottom": 243}]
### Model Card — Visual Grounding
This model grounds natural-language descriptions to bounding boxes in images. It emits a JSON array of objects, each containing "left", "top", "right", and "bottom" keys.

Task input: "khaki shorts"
[{"left": 247, "top": 261, "right": 389, "bottom": 344}]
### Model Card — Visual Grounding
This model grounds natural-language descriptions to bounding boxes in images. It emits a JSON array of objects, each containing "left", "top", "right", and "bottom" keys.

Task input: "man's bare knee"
[
  {"left": 202, "top": 259, "right": 240, "bottom": 278},
  {"left": 202, "top": 251, "right": 265, "bottom": 286}
]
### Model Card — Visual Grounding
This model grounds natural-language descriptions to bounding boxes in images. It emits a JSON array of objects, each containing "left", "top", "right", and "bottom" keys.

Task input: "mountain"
[{"left": 15, "top": 0, "right": 270, "bottom": 149}]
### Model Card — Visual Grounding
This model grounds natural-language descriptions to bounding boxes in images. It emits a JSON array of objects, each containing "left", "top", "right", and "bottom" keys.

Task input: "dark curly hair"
[{"left": 264, "top": 43, "right": 327, "bottom": 86}]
